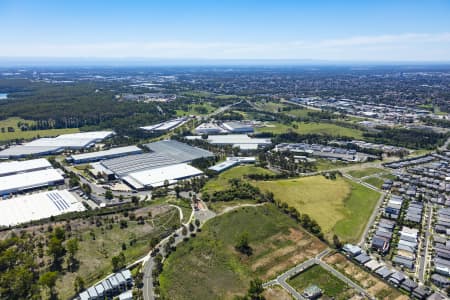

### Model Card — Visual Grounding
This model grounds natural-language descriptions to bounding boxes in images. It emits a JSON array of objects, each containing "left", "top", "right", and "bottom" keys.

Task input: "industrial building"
[
  {"left": 208, "top": 157, "right": 256, "bottom": 173},
  {"left": 0, "top": 158, "right": 52, "bottom": 177},
  {"left": 93, "top": 140, "right": 213, "bottom": 188},
  {"left": 222, "top": 121, "right": 254, "bottom": 133},
  {"left": 194, "top": 123, "right": 226, "bottom": 135},
  {"left": 0, "top": 131, "right": 114, "bottom": 159},
  {"left": 0, "top": 190, "right": 85, "bottom": 226},
  {"left": 194, "top": 121, "right": 254, "bottom": 135},
  {"left": 68, "top": 146, "right": 143, "bottom": 164},
  {"left": 186, "top": 134, "right": 271, "bottom": 150},
  {"left": 122, "top": 163, "right": 204, "bottom": 189},
  {"left": 140, "top": 117, "right": 188, "bottom": 132},
  {"left": 0, "top": 168, "right": 64, "bottom": 196}
]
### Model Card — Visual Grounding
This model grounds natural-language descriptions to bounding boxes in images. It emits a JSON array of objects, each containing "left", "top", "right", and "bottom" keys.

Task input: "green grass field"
[
  {"left": 175, "top": 102, "right": 215, "bottom": 116},
  {"left": 363, "top": 177, "right": 385, "bottom": 189},
  {"left": 257, "top": 121, "right": 364, "bottom": 139},
  {"left": 159, "top": 205, "right": 326, "bottom": 300},
  {"left": 254, "top": 176, "right": 380, "bottom": 242},
  {"left": 315, "top": 158, "right": 351, "bottom": 171},
  {"left": 0, "top": 117, "right": 79, "bottom": 142},
  {"left": 202, "top": 165, "right": 275, "bottom": 194},
  {"left": 288, "top": 265, "right": 356, "bottom": 300},
  {"left": 347, "top": 167, "right": 384, "bottom": 178}
]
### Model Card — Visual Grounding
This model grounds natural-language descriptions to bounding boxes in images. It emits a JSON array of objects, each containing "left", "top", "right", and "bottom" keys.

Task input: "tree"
[
  {"left": 235, "top": 231, "right": 252, "bottom": 256},
  {"left": 333, "top": 234, "right": 342, "bottom": 249},
  {"left": 105, "top": 190, "right": 113, "bottom": 200},
  {"left": 47, "top": 236, "right": 65, "bottom": 266},
  {"left": 74, "top": 275, "right": 85, "bottom": 293},
  {"left": 66, "top": 238, "right": 79, "bottom": 271},
  {"left": 82, "top": 183, "right": 91, "bottom": 196},
  {"left": 131, "top": 195, "right": 139, "bottom": 206},
  {"left": 248, "top": 278, "right": 264, "bottom": 300},
  {"left": 39, "top": 271, "right": 58, "bottom": 295},
  {"left": 119, "top": 194, "right": 124, "bottom": 202},
  {"left": 111, "top": 252, "right": 126, "bottom": 272}
]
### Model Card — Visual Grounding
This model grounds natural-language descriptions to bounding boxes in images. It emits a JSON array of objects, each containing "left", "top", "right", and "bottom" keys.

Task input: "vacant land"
[
  {"left": 159, "top": 204, "right": 326, "bottom": 300},
  {"left": 202, "top": 165, "right": 275, "bottom": 194},
  {"left": 262, "top": 286, "right": 292, "bottom": 300},
  {"left": 56, "top": 205, "right": 180, "bottom": 299},
  {"left": 175, "top": 102, "right": 215, "bottom": 116},
  {"left": 254, "top": 176, "right": 380, "bottom": 242},
  {"left": 0, "top": 117, "right": 79, "bottom": 142},
  {"left": 288, "top": 265, "right": 357, "bottom": 300},
  {"left": 257, "top": 121, "right": 364, "bottom": 139},
  {"left": 364, "top": 177, "right": 385, "bottom": 189},
  {"left": 348, "top": 167, "right": 385, "bottom": 178},
  {"left": 315, "top": 158, "right": 351, "bottom": 171},
  {"left": 324, "top": 253, "right": 407, "bottom": 300}
]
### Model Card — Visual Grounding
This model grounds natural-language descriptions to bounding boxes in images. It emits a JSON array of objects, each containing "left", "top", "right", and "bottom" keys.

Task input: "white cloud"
[{"left": 1, "top": 32, "right": 450, "bottom": 61}]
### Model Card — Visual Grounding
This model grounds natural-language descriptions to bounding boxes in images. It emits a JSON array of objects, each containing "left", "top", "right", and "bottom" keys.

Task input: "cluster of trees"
[
  {"left": 244, "top": 173, "right": 290, "bottom": 181},
  {"left": 258, "top": 150, "right": 316, "bottom": 174},
  {"left": 204, "top": 178, "right": 265, "bottom": 202},
  {"left": 364, "top": 127, "right": 448, "bottom": 149}
]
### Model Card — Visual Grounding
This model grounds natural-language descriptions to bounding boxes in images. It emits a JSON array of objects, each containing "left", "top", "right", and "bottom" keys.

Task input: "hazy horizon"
[{"left": 1, "top": 1, "right": 450, "bottom": 63}]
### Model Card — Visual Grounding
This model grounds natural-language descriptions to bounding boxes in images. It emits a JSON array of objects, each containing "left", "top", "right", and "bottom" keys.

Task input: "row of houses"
[
  {"left": 371, "top": 218, "right": 396, "bottom": 254},
  {"left": 393, "top": 226, "right": 419, "bottom": 271},
  {"left": 405, "top": 201, "right": 424, "bottom": 224},
  {"left": 433, "top": 208, "right": 450, "bottom": 287},
  {"left": 385, "top": 155, "right": 436, "bottom": 169},
  {"left": 78, "top": 269, "right": 132, "bottom": 300},
  {"left": 343, "top": 244, "right": 430, "bottom": 299}
]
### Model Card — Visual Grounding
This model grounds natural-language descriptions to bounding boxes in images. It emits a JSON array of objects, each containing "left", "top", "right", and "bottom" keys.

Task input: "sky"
[{"left": 0, "top": 0, "right": 450, "bottom": 62}]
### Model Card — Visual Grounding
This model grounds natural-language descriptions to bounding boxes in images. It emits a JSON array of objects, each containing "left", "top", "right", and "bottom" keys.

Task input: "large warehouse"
[
  {"left": 0, "top": 131, "right": 114, "bottom": 159},
  {"left": 0, "top": 168, "right": 64, "bottom": 196},
  {"left": 94, "top": 140, "right": 213, "bottom": 189},
  {"left": 186, "top": 134, "right": 272, "bottom": 150},
  {"left": 68, "top": 145, "right": 143, "bottom": 164},
  {"left": 0, "top": 158, "right": 52, "bottom": 177},
  {"left": 0, "top": 190, "right": 85, "bottom": 227},
  {"left": 122, "top": 163, "right": 204, "bottom": 189}
]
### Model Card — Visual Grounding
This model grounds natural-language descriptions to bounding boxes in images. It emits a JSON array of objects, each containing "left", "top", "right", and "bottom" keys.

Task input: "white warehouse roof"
[
  {"left": 186, "top": 134, "right": 271, "bottom": 149},
  {"left": 69, "top": 146, "right": 142, "bottom": 163},
  {"left": 0, "top": 190, "right": 85, "bottom": 227},
  {"left": 0, "top": 168, "right": 64, "bottom": 195},
  {"left": 123, "top": 163, "right": 203, "bottom": 189},
  {"left": 0, "top": 158, "right": 52, "bottom": 177},
  {"left": 0, "top": 131, "right": 115, "bottom": 159}
]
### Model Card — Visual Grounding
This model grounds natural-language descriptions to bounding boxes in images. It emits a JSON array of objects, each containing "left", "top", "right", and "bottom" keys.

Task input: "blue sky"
[{"left": 1, "top": 0, "right": 450, "bottom": 61}]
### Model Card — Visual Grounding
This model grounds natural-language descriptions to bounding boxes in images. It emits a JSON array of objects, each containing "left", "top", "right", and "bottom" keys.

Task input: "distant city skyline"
[{"left": 1, "top": 0, "right": 450, "bottom": 62}]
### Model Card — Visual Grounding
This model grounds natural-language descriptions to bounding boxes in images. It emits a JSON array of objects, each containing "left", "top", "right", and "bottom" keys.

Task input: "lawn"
[
  {"left": 175, "top": 102, "right": 215, "bottom": 116},
  {"left": 288, "top": 265, "right": 356, "bottom": 300},
  {"left": 202, "top": 165, "right": 275, "bottom": 194},
  {"left": 257, "top": 121, "right": 364, "bottom": 139},
  {"left": 364, "top": 177, "right": 385, "bottom": 189},
  {"left": 315, "top": 158, "right": 351, "bottom": 171},
  {"left": 159, "top": 204, "right": 326, "bottom": 300},
  {"left": 324, "top": 253, "right": 407, "bottom": 300},
  {"left": 56, "top": 205, "right": 180, "bottom": 299},
  {"left": 254, "top": 176, "right": 380, "bottom": 242},
  {"left": 0, "top": 117, "right": 79, "bottom": 142},
  {"left": 347, "top": 167, "right": 385, "bottom": 178}
]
